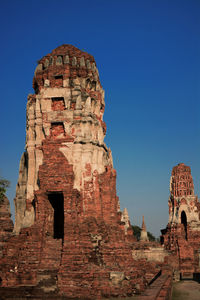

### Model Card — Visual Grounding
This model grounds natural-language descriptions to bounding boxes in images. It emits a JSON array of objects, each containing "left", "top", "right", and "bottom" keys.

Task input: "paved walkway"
[{"left": 172, "top": 280, "right": 200, "bottom": 300}]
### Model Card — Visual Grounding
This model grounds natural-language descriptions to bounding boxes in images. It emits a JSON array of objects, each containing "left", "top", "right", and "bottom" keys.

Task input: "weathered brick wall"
[
  {"left": 0, "top": 195, "right": 13, "bottom": 258},
  {"left": 0, "top": 45, "right": 160, "bottom": 299},
  {"left": 170, "top": 163, "right": 194, "bottom": 197},
  {"left": 161, "top": 163, "right": 200, "bottom": 277}
]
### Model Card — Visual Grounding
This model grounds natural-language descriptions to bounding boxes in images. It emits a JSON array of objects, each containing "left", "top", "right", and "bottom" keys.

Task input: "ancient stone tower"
[
  {"left": 161, "top": 163, "right": 200, "bottom": 279},
  {"left": 168, "top": 163, "right": 198, "bottom": 228},
  {"left": 0, "top": 45, "right": 158, "bottom": 298},
  {"left": 14, "top": 44, "right": 115, "bottom": 235}
]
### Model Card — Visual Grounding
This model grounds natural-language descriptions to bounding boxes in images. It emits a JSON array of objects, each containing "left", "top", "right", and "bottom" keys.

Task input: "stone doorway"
[
  {"left": 181, "top": 210, "right": 187, "bottom": 240},
  {"left": 48, "top": 193, "right": 64, "bottom": 239}
]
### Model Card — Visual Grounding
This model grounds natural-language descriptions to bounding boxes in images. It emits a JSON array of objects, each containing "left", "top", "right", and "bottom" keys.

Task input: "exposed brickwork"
[
  {"left": 0, "top": 45, "right": 160, "bottom": 299},
  {"left": 171, "top": 163, "right": 194, "bottom": 197},
  {"left": 161, "top": 163, "right": 200, "bottom": 278},
  {"left": 0, "top": 196, "right": 13, "bottom": 234},
  {"left": 33, "top": 44, "right": 99, "bottom": 95},
  {"left": 51, "top": 97, "right": 65, "bottom": 111},
  {"left": 137, "top": 272, "right": 173, "bottom": 300},
  {"left": 0, "top": 195, "right": 13, "bottom": 257}
]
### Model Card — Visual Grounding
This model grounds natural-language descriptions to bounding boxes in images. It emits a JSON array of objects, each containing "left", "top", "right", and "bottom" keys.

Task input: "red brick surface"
[
  {"left": 0, "top": 45, "right": 160, "bottom": 299},
  {"left": 0, "top": 196, "right": 13, "bottom": 258},
  {"left": 161, "top": 163, "right": 200, "bottom": 277}
]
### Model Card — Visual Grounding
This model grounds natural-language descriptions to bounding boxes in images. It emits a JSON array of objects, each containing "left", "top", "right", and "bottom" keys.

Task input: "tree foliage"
[
  {"left": 0, "top": 177, "right": 10, "bottom": 200},
  {"left": 147, "top": 231, "right": 156, "bottom": 241},
  {"left": 132, "top": 225, "right": 141, "bottom": 241},
  {"left": 132, "top": 225, "right": 156, "bottom": 241}
]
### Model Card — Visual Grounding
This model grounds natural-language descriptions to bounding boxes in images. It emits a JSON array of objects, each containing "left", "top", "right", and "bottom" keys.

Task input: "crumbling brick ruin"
[
  {"left": 161, "top": 163, "right": 200, "bottom": 280},
  {"left": 0, "top": 195, "right": 13, "bottom": 257},
  {"left": 0, "top": 45, "right": 163, "bottom": 299}
]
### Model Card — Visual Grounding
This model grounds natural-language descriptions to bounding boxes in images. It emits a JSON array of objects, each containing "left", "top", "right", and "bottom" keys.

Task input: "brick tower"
[
  {"left": 0, "top": 45, "right": 158, "bottom": 298},
  {"left": 161, "top": 163, "right": 200, "bottom": 278},
  {"left": 14, "top": 44, "right": 118, "bottom": 234},
  {"left": 168, "top": 163, "right": 198, "bottom": 227}
]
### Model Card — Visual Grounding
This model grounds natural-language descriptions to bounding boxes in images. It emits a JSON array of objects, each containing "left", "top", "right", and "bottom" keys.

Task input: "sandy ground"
[{"left": 172, "top": 280, "right": 200, "bottom": 300}]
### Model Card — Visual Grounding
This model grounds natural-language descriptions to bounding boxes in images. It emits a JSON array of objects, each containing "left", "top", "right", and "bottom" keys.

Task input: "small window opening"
[
  {"left": 51, "top": 122, "right": 65, "bottom": 138},
  {"left": 181, "top": 211, "right": 187, "bottom": 240},
  {"left": 53, "top": 75, "right": 63, "bottom": 87},
  {"left": 32, "top": 199, "right": 36, "bottom": 218},
  {"left": 91, "top": 81, "right": 96, "bottom": 91},
  {"left": 48, "top": 193, "right": 64, "bottom": 239},
  {"left": 54, "top": 75, "right": 63, "bottom": 80},
  {"left": 86, "top": 78, "right": 92, "bottom": 89},
  {"left": 51, "top": 97, "right": 65, "bottom": 111}
]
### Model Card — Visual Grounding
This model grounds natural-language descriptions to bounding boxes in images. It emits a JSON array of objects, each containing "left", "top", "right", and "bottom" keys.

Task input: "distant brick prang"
[
  {"left": 170, "top": 163, "right": 194, "bottom": 198},
  {"left": 0, "top": 45, "right": 160, "bottom": 299},
  {"left": 161, "top": 163, "right": 200, "bottom": 278}
]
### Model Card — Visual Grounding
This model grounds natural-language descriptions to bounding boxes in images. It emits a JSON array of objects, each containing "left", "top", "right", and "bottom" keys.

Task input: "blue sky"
[{"left": 0, "top": 0, "right": 199, "bottom": 237}]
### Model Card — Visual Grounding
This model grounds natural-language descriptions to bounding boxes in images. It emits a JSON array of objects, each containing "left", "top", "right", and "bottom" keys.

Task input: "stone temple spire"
[
  {"left": 0, "top": 45, "right": 155, "bottom": 298},
  {"left": 161, "top": 163, "right": 200, "bottom": 277},
  {"left": 140, "top": 216, "right": 149, "bottom": 241},
  {"left": 14, "top": 44, "right": 114, "bottom": 234},
  {"left": 168, "top": 163, "right": 198, "bottom": 225},
  {"left": 170, "top": 163, "right": 194, "bottom": 198},
  {"left": 142, "top": 215, "right": 146, "bottom": 231}
]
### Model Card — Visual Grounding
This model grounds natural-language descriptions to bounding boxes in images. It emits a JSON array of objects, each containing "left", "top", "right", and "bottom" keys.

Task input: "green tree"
[
  {"left": 132, "top": 225, "right": 141, "bottom": 241},
  {"left": 0, "top": 177, "right": 10, "bottom": 200},
  {"left": 147, "top": 231, "right": 156, "bottom": 242}
]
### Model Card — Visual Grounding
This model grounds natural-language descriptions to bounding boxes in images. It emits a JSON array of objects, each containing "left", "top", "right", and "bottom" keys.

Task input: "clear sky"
[{"left": 0, "top": 0, "right": 200, "bottom": 237}]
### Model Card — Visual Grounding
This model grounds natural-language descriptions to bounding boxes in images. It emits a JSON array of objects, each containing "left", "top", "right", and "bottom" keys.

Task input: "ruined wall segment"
[
  {"left": 0, "top": 45, "right": 161, "bottom": 299},
  {"left": 0, "top": 195, "right": 13, "bottom": 257},
  {"left": 0, "top": 195, "right": 13, "bottom": 236}
]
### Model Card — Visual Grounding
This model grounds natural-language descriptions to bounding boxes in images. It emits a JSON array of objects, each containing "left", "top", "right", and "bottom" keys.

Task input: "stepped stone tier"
[
  {"left": 161, "top": 163, "right": 200, "bottom": 279},
  {"left": 0, "top": 45, "right": 160, "bottom": 299}
]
